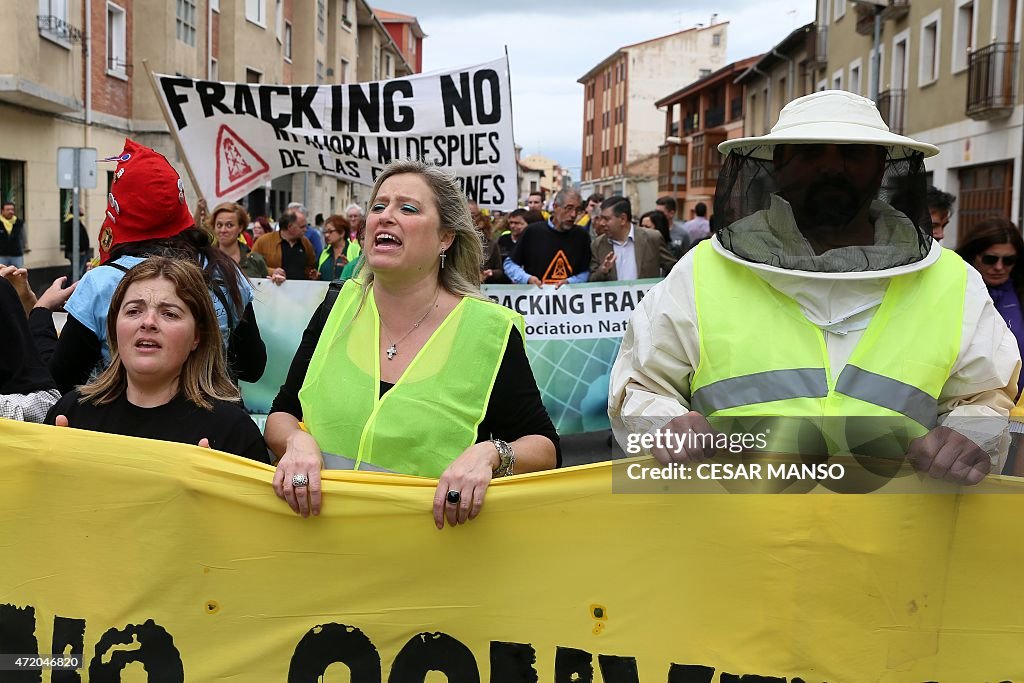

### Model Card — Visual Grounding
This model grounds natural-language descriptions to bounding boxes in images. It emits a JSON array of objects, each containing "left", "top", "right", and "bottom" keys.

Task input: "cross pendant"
[{"left": 386, "top": 343, "right": 397, "bottom": 360}]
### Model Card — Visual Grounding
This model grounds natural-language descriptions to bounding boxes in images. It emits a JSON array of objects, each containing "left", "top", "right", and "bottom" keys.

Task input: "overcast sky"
[{"left": 376, "top": 0, "right": 816, "bottom": 177}]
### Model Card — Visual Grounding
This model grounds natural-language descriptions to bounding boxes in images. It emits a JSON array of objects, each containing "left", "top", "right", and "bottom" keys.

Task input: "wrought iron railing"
[
  {"left": 704, "top": 105, "right": 725, "bottom": 129},
  {"left": 876, "top": 89, "right": 906, "bottom": 134},
  {"left": 37, "top": 15, "right": 83, "bottom": 43},
  {"left": 967, "top": 42, "right": 1019, "bottom": 119}
]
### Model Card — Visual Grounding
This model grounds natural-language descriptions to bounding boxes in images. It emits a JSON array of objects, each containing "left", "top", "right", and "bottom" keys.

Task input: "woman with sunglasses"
[{"left": 957, "top": 218, "right": 1024, "bottom": 396}]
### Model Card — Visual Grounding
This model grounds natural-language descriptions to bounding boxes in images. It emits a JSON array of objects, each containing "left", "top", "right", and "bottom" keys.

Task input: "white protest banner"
[{"left": 151, "top": 57, "right": 516, "bottom": 209}]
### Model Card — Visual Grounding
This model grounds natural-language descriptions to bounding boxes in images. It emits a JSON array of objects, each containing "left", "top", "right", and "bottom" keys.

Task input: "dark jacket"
[{"left": 0, "top": 218, "right": 25, "bottom": 257}]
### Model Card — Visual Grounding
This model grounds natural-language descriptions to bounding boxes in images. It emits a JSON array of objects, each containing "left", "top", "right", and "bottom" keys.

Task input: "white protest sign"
[{"left": 152, "top": 57, "right": 516, "bottom": 209}]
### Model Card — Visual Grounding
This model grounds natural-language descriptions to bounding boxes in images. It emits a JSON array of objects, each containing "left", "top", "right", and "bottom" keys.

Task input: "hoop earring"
[{"left": 439, "top": 250, "right": 447, "bottom": 270}]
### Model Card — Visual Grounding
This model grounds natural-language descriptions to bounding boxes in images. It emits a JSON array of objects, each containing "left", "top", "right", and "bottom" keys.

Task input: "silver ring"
[
  {"left": 291, "top": 473, "right": 309, "bottom": 488},
  {"left": 446, "top": 489, "right": 461, "bottom": 505}
]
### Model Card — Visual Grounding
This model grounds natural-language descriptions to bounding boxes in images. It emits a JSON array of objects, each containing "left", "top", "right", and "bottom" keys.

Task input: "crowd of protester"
[{"left": 5, "top": 116, "right": 1024, "bottom": 514}]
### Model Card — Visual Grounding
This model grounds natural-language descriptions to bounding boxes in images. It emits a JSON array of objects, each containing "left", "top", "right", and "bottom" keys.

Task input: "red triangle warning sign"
[
  {"left": 215, "top": 125, "right": 270, "bottom": 198},
  {"left": 542, "top": 250, "right": 574, "bottom": 284}
]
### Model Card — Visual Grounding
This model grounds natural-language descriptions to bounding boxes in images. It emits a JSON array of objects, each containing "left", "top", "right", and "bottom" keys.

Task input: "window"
[
  {"left": 245, "top": 68, "right": 262, "bottom": 84},
  {"left": 699, "top": 68, "right": 712, "bottom": 78},
  {"left": 316, "top": 60, "right": 325, "bottom": 84},
  {"left": 245, "top": 0, "right": 265, "bottom": 27},
  {"left": 284, "top": 22, "right": 292, "bottom": 61},
  {"left": 834, "top": 0, "right": 845, "bottom": 21},
  {"left": 952, "top": 0, "right": 975, "bottom": 73},
  {"left": 849, "top": 58, "right": 862, "bottom": 94},
  {"left": 275, "top": 0, "right": 283, "bottom": 42},
  {"left": 342, "top": 0, "right": 352, "bottom": 28},
  {"left": 0, "top": 160, "right": 26, "bottom": 227},
  {"left": 340, "top": 58, "right": 349, "bottom": 83},
  {"left": 919, "top": 12, "right": 941, "bottom": 85},
  {"left": 176, "top": 0, "right": 197, "bottom": 46},
  {"left": 209, "top": 57, "right": 218, "bottom": 80},
  {"left": 106, "top": 3, "right": 127, "bottom": 76},
  {"left": 385, "top": 53, "right": 392, "bottom": 78},
  {"left": 210, "top": 0, "right": 219, "bottom": 11},
  {"left": 712, "top": 32, "right": 721, "bottom": 47},
  {"left": 832, "top": 68, "right": 843, "bottom": 90},
  {"left": 816, "top": 78, "right": 827, "bottom": 91},
  {"left": 892, "top": 30, "right": 910, "bottom": 91},
  {"left": 317, "top": 0, "right": 325, "bottom": 43}
]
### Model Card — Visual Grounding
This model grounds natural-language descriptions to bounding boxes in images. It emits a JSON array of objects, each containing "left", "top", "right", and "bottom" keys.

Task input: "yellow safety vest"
[
  {"left": 690, "top": 242, "right": 965, "bottom": 454},
  {"left": 298, "top": 280, "right": 523, "bottom": 477}
]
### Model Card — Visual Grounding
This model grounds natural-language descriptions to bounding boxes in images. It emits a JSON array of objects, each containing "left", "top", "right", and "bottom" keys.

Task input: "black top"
[
  {"left": 271, "top": 297, "right": 561, "bottom": 466},
  {"left": 45, "top": 390, "right": 270, "bottom": 463},
  {"left": 497, "top": 233, "right": 518, "bottom": 263},
  {"left": 0, "top": 279, "right": 56, "bottom": 394},
  {"left": 280, "top": 238, "right": 311, "bottom": 281},
  {"left": 44, "top": 302, "right": 266, "bottom": 393},
  {"left": 0, "top": 218, "right": 25, "bottom": 257},
  {"left": 510, "top": 221, "right": 592, "bottom": 283},
  {"left": 61, "top": 218, "right": 90, "bottom": 258}
]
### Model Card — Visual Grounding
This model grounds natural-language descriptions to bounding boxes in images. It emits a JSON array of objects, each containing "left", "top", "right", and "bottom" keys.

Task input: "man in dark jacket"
[{"left": 0, "top": 202, "right": 26, "bottom": 267}]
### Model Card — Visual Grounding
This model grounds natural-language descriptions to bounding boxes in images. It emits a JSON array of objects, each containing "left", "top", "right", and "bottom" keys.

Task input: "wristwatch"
[{"left": 490, "top": 438, "right": 515, "bottom": 477}]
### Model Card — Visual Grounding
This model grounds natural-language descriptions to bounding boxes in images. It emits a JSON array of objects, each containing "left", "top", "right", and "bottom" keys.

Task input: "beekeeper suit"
[{"left": 609, "top": 90, "right": 1019, "bottom": 484}]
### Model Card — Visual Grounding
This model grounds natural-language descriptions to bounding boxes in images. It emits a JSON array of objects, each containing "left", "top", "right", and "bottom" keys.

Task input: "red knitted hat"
[{"left": 98, "top": 139, "right": 194, "bottom": 263}]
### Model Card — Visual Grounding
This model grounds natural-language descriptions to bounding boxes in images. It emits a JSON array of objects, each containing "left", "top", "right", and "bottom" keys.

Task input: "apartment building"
[
  {"left": 520, "top": 154, "right": 565, "bottom": 199},
  {"left": 815, "top": 0, "right": 1023, "bottom": 243},
  {"left": 376, "top": 9, "right": 424, "bottom": 74},
  {"left": 578, "top": 22, "right": 728, "bottom": 200},
  {"left": 655, "top": 55, "right": 760, "bottom": 217},
  {"left": 0, "top": 0, "right": 413, "bottom": 281},
  {"left": 735, "top": 24, "right": 817, "bottom": 138}
]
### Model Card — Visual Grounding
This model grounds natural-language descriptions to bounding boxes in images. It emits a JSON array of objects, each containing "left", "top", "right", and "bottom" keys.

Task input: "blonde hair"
[
  {"left": 356, "top": 159, "right": 486, "bottom": 301},
  {"left": 78, "top": 257, "right": 240, "bottom": 410}
]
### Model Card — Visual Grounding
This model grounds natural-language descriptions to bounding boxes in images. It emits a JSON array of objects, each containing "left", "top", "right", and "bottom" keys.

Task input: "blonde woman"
[
  {"left": 268, "top": 160, "right": 559, "bottom": 527},
  {"left": 46, "top": 257, "right": 269, "bottom": 462}
]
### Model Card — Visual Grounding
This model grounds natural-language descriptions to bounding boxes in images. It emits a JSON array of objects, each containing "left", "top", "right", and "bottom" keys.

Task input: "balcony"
[
  {"left": 689, "top": 131, "right": 726, "bottom": 189},
  {"left": 881, "top": 0, "right": 910, "bottom": 22},
  {"left": 37, "top": 14, "right": 83, "bottom": 43},
  {"left": 658, "top": 142, "right": 687, "bottom": 194},
  {"left": 730, "top": 96, "right": 743, "bottom": 121},
  {"left": 967, "top": 42, "right": 1019, "bottom": 120},
  {"left": 876, "top": 89, "right": 906, "bottom": 134},
  {"left": 855, "top": 4, "right": 880, "bottom": 37},
  {"left": 682, "top": 114, "right": 698, "bottom": 134},
  {"left": 704, "top": 105, "right": 726, "bottom": 130},
  {"left": 807, "top": 25, "right": 828, "bottom": 69}
]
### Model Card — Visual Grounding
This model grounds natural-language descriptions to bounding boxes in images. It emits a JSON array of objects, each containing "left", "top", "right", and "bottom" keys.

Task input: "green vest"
[
  {"left": 345, "top": 239, "right": 362, "bottom": 263},
  {"left": 690, "top": 241, "right": 966, "bottom": 454},
  {"left": 298, "top": 280, "right": 523, "bottom": 477}
]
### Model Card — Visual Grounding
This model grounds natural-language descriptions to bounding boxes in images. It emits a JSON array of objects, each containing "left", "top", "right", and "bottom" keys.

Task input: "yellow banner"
[{"left": 1, "top": 419, "right": 1023, "bottom": 681}]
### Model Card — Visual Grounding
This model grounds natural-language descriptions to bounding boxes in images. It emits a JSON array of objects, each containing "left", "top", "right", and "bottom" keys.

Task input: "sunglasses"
[{"left": 980, "top": 254, "right": 1018, "bottom": 267}]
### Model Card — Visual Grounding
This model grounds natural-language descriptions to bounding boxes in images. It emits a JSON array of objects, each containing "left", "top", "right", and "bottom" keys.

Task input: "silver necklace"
[{"left": 381, "top": 289, "right": 441, "bottom": 360}]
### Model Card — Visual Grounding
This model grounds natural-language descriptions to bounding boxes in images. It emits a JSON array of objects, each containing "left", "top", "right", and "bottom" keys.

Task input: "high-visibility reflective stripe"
[
  {"left": 835, "top": 365, "right": 938, "bottom": 428},
  {"left": 691, "top": 368, "right": 829, "bottom": 415}
]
